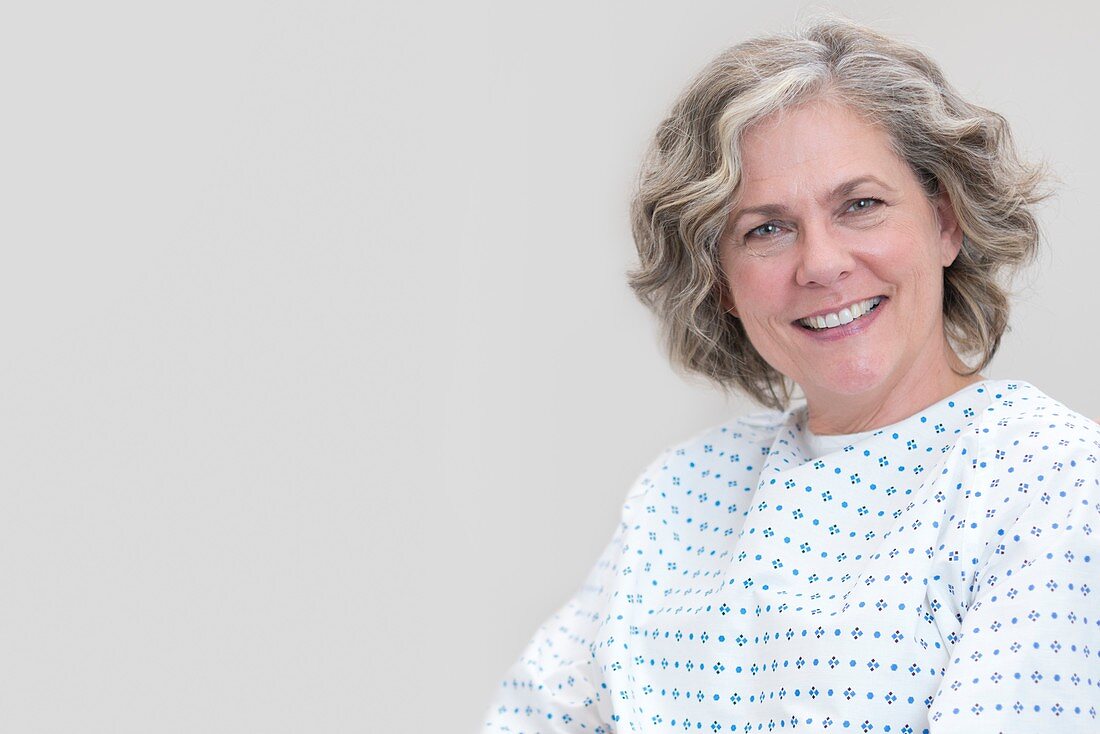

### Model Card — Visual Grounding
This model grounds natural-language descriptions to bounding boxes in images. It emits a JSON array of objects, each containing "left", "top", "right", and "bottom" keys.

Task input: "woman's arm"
[
  {"left": 481, "top": 460, "right": 659, "bottom": 734},
  {"left": 928, "top": 424, "right": 1100, "bottom": 731}
]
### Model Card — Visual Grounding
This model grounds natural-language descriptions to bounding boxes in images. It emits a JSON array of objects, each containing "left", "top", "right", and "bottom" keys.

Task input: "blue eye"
[
  {"left": 848, "top": 198, "right": 881, "bottom": 212},
  {"left": 747, "top": 222, "right": 781, "bottom": 239}
]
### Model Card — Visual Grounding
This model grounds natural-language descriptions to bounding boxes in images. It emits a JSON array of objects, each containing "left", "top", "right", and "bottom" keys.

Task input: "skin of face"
[{"left": 718, "top": 98, "right": 983, "bottom": 435}]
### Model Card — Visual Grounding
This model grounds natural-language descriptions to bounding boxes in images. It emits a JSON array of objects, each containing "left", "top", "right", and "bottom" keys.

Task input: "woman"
[{"left": 483, "top": 16, "right": 1100, "bottom": 733}]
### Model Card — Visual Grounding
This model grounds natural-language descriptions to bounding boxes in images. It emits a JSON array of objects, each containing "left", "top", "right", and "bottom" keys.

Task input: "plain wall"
[{"left": 1, "top": 1, "right": 1097, "bottom": 732}]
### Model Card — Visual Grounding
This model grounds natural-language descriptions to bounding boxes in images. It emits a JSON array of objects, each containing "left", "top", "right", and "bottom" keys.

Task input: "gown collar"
[{"left": 765, "top": 379, "right": 1004, "bottom": 473}]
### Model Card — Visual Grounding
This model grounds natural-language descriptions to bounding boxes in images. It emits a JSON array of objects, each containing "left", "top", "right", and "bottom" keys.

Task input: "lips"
[{"left": 796, "top": 296, "right": 885, "bottom": 330}]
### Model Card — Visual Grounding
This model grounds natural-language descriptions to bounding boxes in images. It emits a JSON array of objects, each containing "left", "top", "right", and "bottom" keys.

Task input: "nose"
[{"left": 794, "top": 220, "right": 855, "bottom": 287}]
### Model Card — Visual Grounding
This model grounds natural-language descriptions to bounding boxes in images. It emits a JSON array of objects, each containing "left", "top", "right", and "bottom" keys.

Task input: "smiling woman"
[
  {"left": 482, "top": 14, "right": 1100, "bottom": 734},
  {"left": 719, "top": 100, "right": 977, "bottom": 434}
]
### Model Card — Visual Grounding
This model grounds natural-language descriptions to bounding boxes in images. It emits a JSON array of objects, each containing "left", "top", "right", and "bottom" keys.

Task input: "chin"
[{"left": 803, "top": 360, "right": 890, "bottom": 398}]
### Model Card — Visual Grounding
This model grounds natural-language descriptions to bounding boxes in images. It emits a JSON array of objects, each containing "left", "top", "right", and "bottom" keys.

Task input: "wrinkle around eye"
[
  {"left": 835, "top": 198, "right": 889, "bottom": 232},
  {"left": 844, "top": 197, "right": 885, "bottom": 214},
  {"left": 741, "top": 223, "right": 797, "bottom": 255}
]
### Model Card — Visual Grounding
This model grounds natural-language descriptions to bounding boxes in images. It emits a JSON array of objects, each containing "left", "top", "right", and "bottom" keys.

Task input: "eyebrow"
[{"left": 729, "top": 175, "right": 899, "bottom": 229}]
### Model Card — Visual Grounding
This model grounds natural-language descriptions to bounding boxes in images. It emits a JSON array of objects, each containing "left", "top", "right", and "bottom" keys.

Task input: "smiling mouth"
[{"left": 797, "top": 296, "right": 884, "bottom": 330}]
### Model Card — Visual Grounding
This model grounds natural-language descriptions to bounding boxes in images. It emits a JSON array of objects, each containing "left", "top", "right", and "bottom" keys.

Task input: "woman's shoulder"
[
  {"left": 959, "top": 380, "right": 1100, "bottom": 573},
  {"left": 977, "top": 379, "right": 1100, "bottom": 446},
  {"left": 962, "top": 379, "right": 1100, "bottom": 523},
  {"left": 663, "top": 407, "right": 790, "bottom": 461},
  {"left": 625, "top": 406, "right": 790, "bottom": 503}
]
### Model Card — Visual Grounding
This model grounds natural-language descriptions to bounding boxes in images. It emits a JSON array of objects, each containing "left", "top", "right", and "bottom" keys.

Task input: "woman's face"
[{"left": 719, "top": 99, "right": 966, "bottom": 429}]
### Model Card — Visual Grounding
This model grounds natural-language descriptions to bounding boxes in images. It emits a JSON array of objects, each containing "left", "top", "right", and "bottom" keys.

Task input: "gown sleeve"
[
  {"left": 928, "top": 418, "right": 1100, "bottom": 732},
  {"left": 480, "top": 457, "right": 660, "bottom": 734}
]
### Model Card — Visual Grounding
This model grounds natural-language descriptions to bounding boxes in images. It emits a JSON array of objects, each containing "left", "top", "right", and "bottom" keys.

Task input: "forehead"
[{"left": 737, "top": 100, "right": 909, "bottom": 196}]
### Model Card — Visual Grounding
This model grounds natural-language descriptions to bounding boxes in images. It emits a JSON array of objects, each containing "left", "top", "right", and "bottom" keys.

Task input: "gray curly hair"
[{"left": 627, "top": 15, "right": 1047, "bottom": 410}]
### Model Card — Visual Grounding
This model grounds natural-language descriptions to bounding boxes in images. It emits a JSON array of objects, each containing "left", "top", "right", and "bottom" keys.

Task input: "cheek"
[
  {"left": 723, "top": 257, "right": 785, "bottom": 311},
  {"left": 880, "top": 218, "right": 945, "bottom": 269},
  {"left": 728, "top": 284, "right": 795, "bottom": 363}
]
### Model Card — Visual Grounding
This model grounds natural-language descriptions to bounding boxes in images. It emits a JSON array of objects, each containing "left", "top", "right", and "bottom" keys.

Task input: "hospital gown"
[{"left": 482, "top": 379, "right": 1100, "bottom": 733}]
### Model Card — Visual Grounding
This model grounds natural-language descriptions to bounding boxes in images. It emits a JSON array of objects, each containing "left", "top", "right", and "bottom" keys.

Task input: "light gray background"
[{"left": 1, "top": 1, "right": 1096, "bottom": 732}]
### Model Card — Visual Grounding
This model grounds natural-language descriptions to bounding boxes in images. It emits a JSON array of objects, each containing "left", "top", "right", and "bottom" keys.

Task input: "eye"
[
  {"left": 746, "top": 222, "right": 783, "bottom": 240},
  {"left": 846, "top": 197, "right": 883, "bottom": 213}
]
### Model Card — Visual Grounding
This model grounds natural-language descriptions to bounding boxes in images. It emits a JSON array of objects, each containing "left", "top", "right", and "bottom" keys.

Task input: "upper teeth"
[{"left": 799, "top": 297, "right": 882, "bottom": 330}]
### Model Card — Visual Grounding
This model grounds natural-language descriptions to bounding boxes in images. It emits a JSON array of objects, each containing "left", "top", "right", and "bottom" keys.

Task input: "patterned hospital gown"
[{"left": 482, "top": 379, "right": 1100, "bottom": 733}]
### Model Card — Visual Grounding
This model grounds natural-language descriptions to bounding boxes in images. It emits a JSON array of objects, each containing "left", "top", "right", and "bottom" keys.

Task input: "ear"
[{"left": 933, "top": 191, "right": 964, "bottom": 267}]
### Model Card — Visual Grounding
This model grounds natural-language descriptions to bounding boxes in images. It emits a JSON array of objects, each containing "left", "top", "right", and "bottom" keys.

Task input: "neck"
[{"left": 804, "top": 344, "right": 984, "bottom": 435}]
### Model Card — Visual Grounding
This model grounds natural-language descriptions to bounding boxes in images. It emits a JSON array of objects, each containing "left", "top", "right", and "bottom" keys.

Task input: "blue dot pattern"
[{"left": 482, "top": 380, "right": 1100, "bottom": 733}]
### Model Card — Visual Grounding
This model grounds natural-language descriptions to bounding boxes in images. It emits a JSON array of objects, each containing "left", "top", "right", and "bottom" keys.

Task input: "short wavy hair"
[{"left": 627, "top": 15, "right": 1047, "bottom": 410}]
